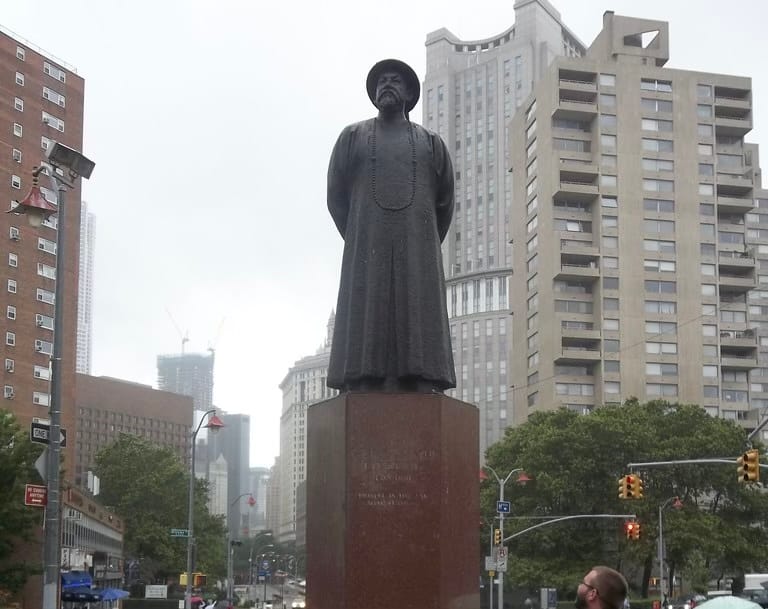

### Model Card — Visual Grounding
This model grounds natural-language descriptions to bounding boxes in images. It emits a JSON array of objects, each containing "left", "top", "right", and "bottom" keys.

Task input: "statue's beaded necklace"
[{"left": 370, "top": 117, "right": 417, "bottom": 211}]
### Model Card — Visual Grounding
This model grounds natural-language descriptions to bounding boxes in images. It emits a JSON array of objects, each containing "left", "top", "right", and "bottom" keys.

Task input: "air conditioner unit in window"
[
  {"left": 4, "top": 388, "right": 14, "bottom": 399},
  {"left": 36, "top": 319, "right": 44, "bottom": 327},
  {"left": 35, "top": 341, "right": 43, "bottom": 352},
  {"left": 10, "top": 234, "right": 20, "bottom": 242},
  {"left": 5, "top": 363, "right": 13, "bottom": 372}
]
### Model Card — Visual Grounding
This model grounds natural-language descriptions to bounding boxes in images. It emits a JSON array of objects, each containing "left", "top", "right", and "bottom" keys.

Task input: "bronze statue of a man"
[{"left": 327, "top": 59, "right": 456, "bottom": 393}]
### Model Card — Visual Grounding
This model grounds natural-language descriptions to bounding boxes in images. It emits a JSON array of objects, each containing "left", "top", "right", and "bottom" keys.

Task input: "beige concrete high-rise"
[
  {"left": 510, "top": 11, "right": 767, "bottom": 434},
  {"left": 423, "top": 0, "right": 586, "bottom": 460}
]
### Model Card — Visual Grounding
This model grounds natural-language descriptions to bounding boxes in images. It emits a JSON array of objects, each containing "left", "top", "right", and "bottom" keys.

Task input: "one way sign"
[{"left": 30, "top": 420, "right": 67, "bottom": 448}]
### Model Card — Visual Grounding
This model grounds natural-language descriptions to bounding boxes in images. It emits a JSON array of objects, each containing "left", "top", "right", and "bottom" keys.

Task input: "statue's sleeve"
[
  {"left": 433, "top": 133, "right": 454, "bottom": 243},
  {"left": 327, "top": 126, "right": 354, "bottom": 238}
]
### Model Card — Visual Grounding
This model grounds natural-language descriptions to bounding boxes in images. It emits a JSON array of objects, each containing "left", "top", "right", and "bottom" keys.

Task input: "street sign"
[
  {"left": 261, "top": 560, "right": 269, "bottom": 569},
  {"left": 496, "top": 500, "right": 511, "bottom": 513},
  {"left": 484, "top": 556, "right": 497, "bottom": 571},
  {"left": 29, "top": 420, "right": 67, "bottom": 447},
  {"left": 24, "top": 483, "right": 47, "bottom": 506},
  {"left": 170, "top": 528, "right": 190, "bottom": 537},
  {"left": 35, "top": 448, "right": 48, "bottom": 482},
  {"left": 495, "top": 546, "right": 508, "bottom": 572}
]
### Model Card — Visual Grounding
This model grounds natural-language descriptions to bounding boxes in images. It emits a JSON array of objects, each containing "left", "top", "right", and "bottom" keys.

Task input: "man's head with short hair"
[{"left": 576, "top": 566, "right": 628, "bottom": 609}]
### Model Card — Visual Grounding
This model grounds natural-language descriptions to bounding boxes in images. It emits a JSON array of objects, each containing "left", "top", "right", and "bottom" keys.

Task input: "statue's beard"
[{"left": 376, "top": 89, "right": 403, "bottom": 112}]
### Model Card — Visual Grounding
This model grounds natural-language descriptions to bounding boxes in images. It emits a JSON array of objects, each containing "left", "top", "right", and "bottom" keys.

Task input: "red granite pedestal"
[{"left": 306, "top": 393, "right": 479, "bottom": 609}]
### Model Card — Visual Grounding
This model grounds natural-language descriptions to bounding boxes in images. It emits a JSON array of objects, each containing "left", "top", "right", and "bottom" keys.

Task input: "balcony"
[
  {"left": 715, "top": 113, "right": 752, "bottom": 137},
  {"left": 719, "top": 329, "right": 757, "bottom": 348},
  {"left": 720, "top": 354, "right": 758, "bottom": 370},
  {"left": 717, "top": 195, "right": 755, "bottom": 213},
  {"left": 714, "top": 86, "right": 751, "bottom": 113},
  {"left": 717, "top": 171, "right": 753, "bottom": 191},
  {"left": 554, "top": 90, "right": 598, "bottom": 120},
  {"left": 559, "top": 162, "right": 599, "bottom": 181},
  {"left": 556, "top": 261, "right": 600, "bottom": 281},
  {"left": 717, "top": 179, "right": 753, "bottom": 197},
  {"left": 718, "top": 250, "right": 756, "bottom": 271},
  {"left": 556, "top": 339, "right": 602, "bottom": 364},
  {"left": 558, "top": 69, "right": 597, "bottom": 94},
  {"left": 556, "top": 178, "right": 598, "bottom": 198},
  {"left": 719, "top": 271, "right": 757, "bottom": 292},
  {"left": 560, "top": 323, "right": 600, "bottom": 341},
  {"left": 560, "top": 238, "right": 599, "bottom": 258}
]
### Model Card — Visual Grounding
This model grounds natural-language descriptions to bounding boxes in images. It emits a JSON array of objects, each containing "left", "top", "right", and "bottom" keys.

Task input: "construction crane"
[{"left": 165, "top": 308, "right": 189, "bottom": 354}]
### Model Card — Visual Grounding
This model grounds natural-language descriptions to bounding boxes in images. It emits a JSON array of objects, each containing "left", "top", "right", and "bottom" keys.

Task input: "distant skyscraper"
[
  {"left": 277, "top": 312, "right": 337, "bottom": 543},
  {"left": 249, "top": 466, "right": 269, "bottom": 532},
  {"left": 509, "top": 11, "right": 768, "bottom": 439},
  {"left": 423, "top": 0, "right": 585, "bottom": 460},
  {"left": 266, "top": 457, "right": 281, "bottom": 535},
  {"left": 209, "top": 454, "right": 229, "bottom": 518},
  {"left": 208, "top": 412, "right": 251, "bottom": 536},
  {"left": 76, "top": 200, "right": 95, "bottom": 374},
  {"left": 157, "top": 351, "right": 214, "bottom": 413}
]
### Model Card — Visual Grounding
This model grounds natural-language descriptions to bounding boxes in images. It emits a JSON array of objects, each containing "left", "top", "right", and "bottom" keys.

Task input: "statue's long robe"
[{"left": 326, "top": 117, "right": 456, "bottom": 390}]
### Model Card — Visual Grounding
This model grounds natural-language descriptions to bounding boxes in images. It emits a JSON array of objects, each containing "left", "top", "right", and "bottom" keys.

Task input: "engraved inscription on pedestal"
[{"left": 352, "top": 448, "right": 437, "bottom": 509}]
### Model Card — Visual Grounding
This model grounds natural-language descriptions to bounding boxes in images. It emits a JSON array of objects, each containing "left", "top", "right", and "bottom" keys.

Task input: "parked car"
[
  {"left": 742, "top": 589, "right": 768, "bottom": 609},
  {"left": 669, "top": 594, "right": 707, "bottom": 609}
]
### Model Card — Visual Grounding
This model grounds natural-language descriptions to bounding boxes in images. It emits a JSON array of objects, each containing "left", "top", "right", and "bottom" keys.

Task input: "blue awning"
[
  {"left": 96, "top": 588, "right": 129, "bottom": 601},
  {"left": 61, "top": 571, "right": 93, "bottom": 590}
]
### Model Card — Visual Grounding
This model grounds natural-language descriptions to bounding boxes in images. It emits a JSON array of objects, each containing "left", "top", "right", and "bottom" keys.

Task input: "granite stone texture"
[{"left": 307, "top": 393, "right": 479, "bottom": 609}]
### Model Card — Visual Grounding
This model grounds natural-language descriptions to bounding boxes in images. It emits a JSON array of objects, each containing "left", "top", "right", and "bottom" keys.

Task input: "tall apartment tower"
[
  {"left": 423, "top": 0, "right": 585, "bottom": 459},
  {"left": 76, "top": 200, "right": 94, "bottom": 374},
  {"left": 0, "top": 26, "right": 84, "bottom": 470},
  {"left": 249, "top": 466, "right": 269, "bottom": 533},
  {"left": 510, "top": 12, "right": 768, "bottom": 432},
  {"left": 277, "top": 312, "right": 337, "bottom": 542},
  {"left": 156, "top": 351, "right": 214, "bottom": 413}
]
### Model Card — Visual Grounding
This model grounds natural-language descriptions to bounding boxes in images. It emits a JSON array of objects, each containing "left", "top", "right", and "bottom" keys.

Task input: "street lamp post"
[
  {"left": 227, "top": 493, "right": 255, "bottom": 603},
  {"left": 248, "top": 533, "right": 273, "bottom": 585},
  {"left": 9, "top": 143, "right": 95, "bottom": 609},
  {"left": 483, "top": 466, "right": 530, "bottom": 609},
  {"left": 185, "top": 410, "right": 224, "bottom": 609},
  {"left": 658, "top": 496, "right": 683, "bottom": 606}
]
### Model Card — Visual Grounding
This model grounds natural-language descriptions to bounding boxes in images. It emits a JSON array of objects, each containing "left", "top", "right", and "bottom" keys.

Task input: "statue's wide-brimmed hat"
[{"left": 366, "top": 59, "right": 420, "bottom": 113}]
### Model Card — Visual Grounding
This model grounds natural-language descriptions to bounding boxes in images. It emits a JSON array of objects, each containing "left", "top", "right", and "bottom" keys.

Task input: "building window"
[
  {"left": 36, "top": 314, "right": 54, "bottom": 330},
  {"left": 599, "top": 73, "right": 616, "bottom": 87},
  {"left": 642, "top": 118, "right": 673, "bottom": 132},
  {"left": 641, "top": 98, "right": 673, "bottom": 113},
  {"left": 42, "top": 111, "right": 64, "bottom": 132},
  {"left": 16, "top": 46, "right": 25, "bottom": 60},
  {"left": 5, "top": 359, "right": 14, "bottom": 373},
  {"left": 33, "top": 365, "right": 51, "bottom": 380},
  {"left": 15, "top": 72, "right": 24, "bottom": 86},
  {"left": 13, "top": 123, "right": 22, "bottom": 137},
  {"left": 37, "top": 263, "right": 56, "bottom": 280},
  {"left": 5, "top": 332, "right": 15, "bottom": 346},
  {"left": 8, "top": 253, "right": 17, "bottom": 268},
  {"left": 642, "top": 138, "right": 673, "bottom": 152},
  {"left": 640, "top": 78, "right": 672, "bottom": 93},
  {"left": 42, "top": 87, "right": 66, "bottom": 107},
  {"left": 7, "top": 280, "right": 17, "bottom": 294},
  {"left": 12, "top": 148, "right": 21, "bottom": 163},
  {"left": 646, "top": 383, "right": 678, "bottom": 397},
  {"left": 36, "top": 288, "right": 55, "bottom": 304},
  {"left": 41, "top": 136, "right": 52, "bottom": 150},
  {"left": 11, "top": 175, "right": 21, "bottom": 189},
  {"left": 14, "top": 97, "right": 23, "bottom": 112},
  {"left": 38, "top": 237, "right": 57, "bottom": 255},
  {"left": 33, "top": 392, "right": 50, "bottom": 406},
  {"left": 5, "top": 306, "right": 14, "bottom": 320},
  {"left": 43, "top": 62, "right": 66, "bottom": 83}
]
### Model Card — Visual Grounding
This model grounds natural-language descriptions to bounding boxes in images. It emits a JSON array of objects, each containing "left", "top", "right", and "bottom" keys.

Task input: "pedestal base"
[{"left": 307, "top": 393, "right": 479, "bottom": 609}]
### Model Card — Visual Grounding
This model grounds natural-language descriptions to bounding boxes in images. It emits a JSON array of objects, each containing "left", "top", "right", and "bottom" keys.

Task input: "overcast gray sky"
[{"left": 3, "top": 0, "right": 767, "bottom": 467}]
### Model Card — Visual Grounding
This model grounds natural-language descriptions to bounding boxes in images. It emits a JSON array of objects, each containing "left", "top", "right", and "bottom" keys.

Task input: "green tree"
[
  {"left": 94, "top": 434, "right": 226, "bottom": 582},
  {"left": 0, "top": 410, "right": 44, "bottom": 599},
  {"left": 483, "top": 400, "right": 768, "bottom": 597}
]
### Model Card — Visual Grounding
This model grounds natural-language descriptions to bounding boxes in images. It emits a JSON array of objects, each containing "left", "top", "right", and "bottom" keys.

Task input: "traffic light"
[
  {"left": 737, "top": 449, "right": 760, "bottom": 483},
  {"left": 494, "top": 529, "right": 502, "bottom": 545},
  {"left": 631, "top": 475, "right": 644, "bottom": 499},
  {"left": 193, "top": 573, "right": 207, "bottom": 587},
  {"left": 180, "top": 572, "right": 188, "bottom": 586},
  {"left": 618, "top": 476, "right": 628, "bottom": 499},
  {"left": 624, "top": 521, "right": 641, "bottom": 540}
]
